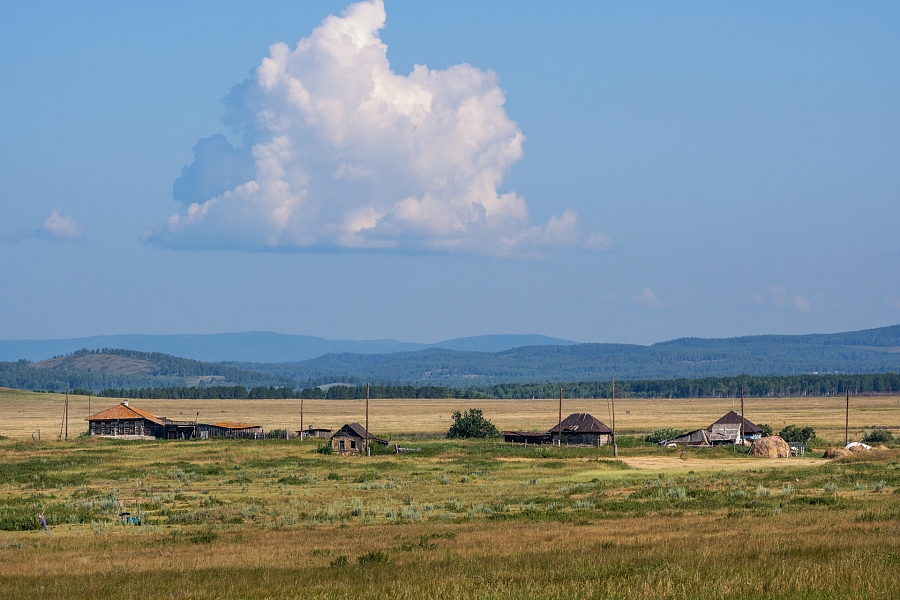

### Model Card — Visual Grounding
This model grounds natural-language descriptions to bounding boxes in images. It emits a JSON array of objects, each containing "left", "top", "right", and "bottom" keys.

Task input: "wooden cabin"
[
  {"left": 86, "top": 401, "right": 165, "bottom": 439},
  {"left": 503, "top": 431, "right": 552, "bottom": 445},
  {"left": 548, "top": 413, "right": 612, "bottom": 447},
  {"left": 330, "top": 423, "right": 387, "bottom": 454}
]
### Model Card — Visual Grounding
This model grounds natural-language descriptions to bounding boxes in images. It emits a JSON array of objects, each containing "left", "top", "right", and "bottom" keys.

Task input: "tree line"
[{"left": 89, "top": 372, "right": 900, "bottom": 400}]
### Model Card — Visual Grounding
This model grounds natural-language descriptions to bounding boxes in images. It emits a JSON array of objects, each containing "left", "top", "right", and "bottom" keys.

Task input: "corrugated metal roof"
[
  {"left": 86, "top": 402, "right": 164, "bottom": 425},
  {"left": 708, "top": 410, "right": 763, "bottom": 434},
  {"left": 548, "top": 413, "right": 612, "bottom": 434}
]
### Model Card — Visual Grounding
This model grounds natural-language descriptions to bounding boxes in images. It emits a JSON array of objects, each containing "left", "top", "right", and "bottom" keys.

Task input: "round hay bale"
[
  {"left": 749, "top": 436, "right": 791, "bottom": 458},
  {"left": 849, "top": 444, "right": 869, "bottom": 453},
  {"left": 824, "top": 446, "right": 852, "bottom": 459}
]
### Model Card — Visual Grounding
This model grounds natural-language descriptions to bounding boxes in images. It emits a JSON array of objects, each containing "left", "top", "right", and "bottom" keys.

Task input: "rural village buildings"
[
  {"left": 504, "top": 413, "right": 612, "bottom": 447},
  {"left": 87, "top": 401, "right": 263, "bottom": 440},
  {"left": 330, "top": 423, "right": 388, "bottom": 454},
  {"left": 669, "top": 410, "right": 764, "bottom": 446}
]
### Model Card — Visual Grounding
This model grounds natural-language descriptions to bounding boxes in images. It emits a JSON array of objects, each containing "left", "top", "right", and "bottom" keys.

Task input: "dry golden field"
[{"left": 2, "top": 387, "right": 898, "bottom": 442}]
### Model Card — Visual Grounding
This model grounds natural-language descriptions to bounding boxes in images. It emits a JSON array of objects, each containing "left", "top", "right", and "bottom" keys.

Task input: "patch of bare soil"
[{"left": 620, "top": 455, "right": 822, "bottom": 472}]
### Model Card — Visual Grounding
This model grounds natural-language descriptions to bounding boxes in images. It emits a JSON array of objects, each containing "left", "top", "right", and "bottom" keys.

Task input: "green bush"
[
  {"left": 861, "top": 429, "right": 893, "bottom": 444},
  {"left": 447, "top": 409, "right": 500, "bottom": 439},
  {"left": 779, "top": 425, "right": 816, "bottom": 443},
  {"left": 316, "top": 443, "right": 334, "bottom": 455},
  {"left": 644, "top": 428, "right": 684, "bottom": 444}
]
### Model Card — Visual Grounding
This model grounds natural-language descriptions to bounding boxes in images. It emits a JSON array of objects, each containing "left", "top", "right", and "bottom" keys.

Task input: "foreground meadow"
[{"left": 0, "top": 433, "right": 899, "bottom": 599}]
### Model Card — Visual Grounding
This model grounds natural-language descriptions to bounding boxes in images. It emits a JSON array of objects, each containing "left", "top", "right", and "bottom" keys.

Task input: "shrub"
[
  {"left": 357, "top": 550, "right": 389, "bottom": 565},
  {"left": 758, "top": 423, "right": 774, "bottom": 437},
  {"left": 645, "top": 428, "right": 684, "bottom": 444},
  {"left": 861, "top": 429, "right": 893, "bottom": 444},
  {"left": 779, "top": 425, "right": 816, "bottom": 443},
  {"left": 447, "top": 409, "right": 499, "bottom": 439},
  {"left": 316, "top": 443, "right": 333, "bottom": 455},
  {"left": 330, "top": 555, "right": 349, "bottom": 567}
]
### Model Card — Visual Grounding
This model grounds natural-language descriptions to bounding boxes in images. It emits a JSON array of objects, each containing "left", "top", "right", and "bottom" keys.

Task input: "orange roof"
[
  {"left": 210, "top": 421, "right": 260, "bottom": 430},
  {"left": 86, "top": 402, "right": 164, "bottom": 425}
]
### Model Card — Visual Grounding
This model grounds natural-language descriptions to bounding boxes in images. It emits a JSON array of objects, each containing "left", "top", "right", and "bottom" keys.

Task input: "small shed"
[
  {"left": 707, "top": 411, "right": 763, "bottom": 444},
  {"left": 86, "top": 401, "right": 164, "bottom": 439},
  {"left": 330, "top": 423, "right": 387, "bottom": 454},
  {"left": 503, "top": 431, "right": 552, "bottom": 445},
  {"left": 297, "top": 425, "right": 333, "bottom": 438},
  {"left": 548, "top": 413, "right": 612, "bottom": 447},
  {"left": 669, "top": 428, "right": 711, "bottom": 446}
]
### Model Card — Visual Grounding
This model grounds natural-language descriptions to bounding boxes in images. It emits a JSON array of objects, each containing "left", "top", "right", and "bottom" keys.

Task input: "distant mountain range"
[
  {"left": 232, "top": 325, "right": 900, "bottom": 386},
  {"left": 0, "top": 326, "right": 897, "bottom": 391},
  {"left": 0, "top": 332, "right": 576, "bottom": 363}
]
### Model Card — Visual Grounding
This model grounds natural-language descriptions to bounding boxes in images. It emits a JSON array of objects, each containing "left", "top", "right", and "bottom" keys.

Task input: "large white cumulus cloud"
[{"left": 146, "top": 0, "right": 606, "bottom": 256}]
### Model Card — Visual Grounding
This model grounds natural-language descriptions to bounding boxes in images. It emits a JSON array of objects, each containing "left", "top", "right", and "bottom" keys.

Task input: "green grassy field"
[{"left": 0, "top": 432, "right": 898, "bottom": 599}]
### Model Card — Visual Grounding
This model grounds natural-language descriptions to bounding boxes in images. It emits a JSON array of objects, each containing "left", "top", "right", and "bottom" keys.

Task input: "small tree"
[
  {"left": 861, "top": 429, "right": 893, "bottom": 444},
  {"left": 447, "top": 409, "right": 500, "bottom": 439},
  {"left": 779, "top": 425, "right": 815, "bottom": 443},
  {"left": 757, "top": 423, "right": 773, "bottom": 437},
  {"left": 645, "top": 427, "right": 684, "bottom": 444}
]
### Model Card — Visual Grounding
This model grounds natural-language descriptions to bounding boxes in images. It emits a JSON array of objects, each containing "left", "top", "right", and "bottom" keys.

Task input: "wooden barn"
[
  {"left": 502, "top": 431, "right": 552, "bottom": 445},
  {"left": 197, "top": 421, "right": 264, "bottom": 439},
  {"left": 330, "top": 423, "right": 388, "bottom": 454},
  {"left": 707, "top": 411, "right": 763, "bottom": 444},
  {"left": 86, "top": 401, "right": 165, "bottom": 439},
  {"left": 548, "top": 413, "right": 612, "bottom": 447}
]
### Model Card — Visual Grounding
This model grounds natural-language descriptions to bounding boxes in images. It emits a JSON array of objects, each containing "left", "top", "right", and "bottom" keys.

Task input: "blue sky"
[{"left": 1, "top": 1, "right": 898, "bottom": 344}]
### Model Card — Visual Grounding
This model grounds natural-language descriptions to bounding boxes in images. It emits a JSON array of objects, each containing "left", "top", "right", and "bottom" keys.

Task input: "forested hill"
[
  {"left": 0, "top": 348, "right": 293, "bottom": 392},
  {"left": 231, "top": 325, "right": 900, "bottom": 386}
]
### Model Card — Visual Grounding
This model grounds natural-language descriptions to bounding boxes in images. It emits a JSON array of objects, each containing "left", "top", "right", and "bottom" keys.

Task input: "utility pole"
[
  {"left": 365, "top": 383, "right": 370, "bottom": 457},
  {"left": 557, "top": 387, "right": 563, "bottom": 447},
  {"left": 300, "top": 395, "right": 304, "bottom": 440},
  {"left": 740, "top": 385, "right": 745, "bottom": 446},
  {"left": 64, "top": 383, "right": 69, "bottom": 441},
  {"left": 845, "top": 390, "right": 850, "bottom": 446},
  {"left": 611, "top": 379, "right": 618, "bottom": 457}
]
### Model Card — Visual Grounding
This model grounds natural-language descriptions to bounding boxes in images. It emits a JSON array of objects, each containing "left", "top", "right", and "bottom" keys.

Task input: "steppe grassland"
[
  {"left": 2, "top": 388, "right": 899, "bottom": 440},
  {"left": 0, "top": 434, "right": 899, "bottom": 599},
  {"left": 2, "top": 388, "right": 900, "bottom": 598}
]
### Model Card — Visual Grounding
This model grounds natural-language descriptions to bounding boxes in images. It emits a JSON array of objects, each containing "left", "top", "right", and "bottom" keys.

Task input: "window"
[
  {"left": 351, "top": 441, "right": 357, "bottom": 449},
  {"left": 339, "top": 440, "right": 345, "bottom": 450}
]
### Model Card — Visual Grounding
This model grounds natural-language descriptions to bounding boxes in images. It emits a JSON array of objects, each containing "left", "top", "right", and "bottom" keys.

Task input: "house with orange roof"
[{"left": 86, "top": 401, "right": 167, "bottom": 439}]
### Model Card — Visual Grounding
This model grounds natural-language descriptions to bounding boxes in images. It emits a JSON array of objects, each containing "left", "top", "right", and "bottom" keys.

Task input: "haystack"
[
  {"left": 749, "top": 436, "right": 791, "bottom": 458},
  {"left": 824, "top": 446, "right": 851, "bottom": 459},
  {"left": 849, "top": 444, "right": 870, "bottom": 453}
]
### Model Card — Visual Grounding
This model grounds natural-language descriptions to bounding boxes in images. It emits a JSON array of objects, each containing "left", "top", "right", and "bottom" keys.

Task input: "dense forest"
[{"left": 89, "top": 372, "right": 900, "bottom": 401}]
